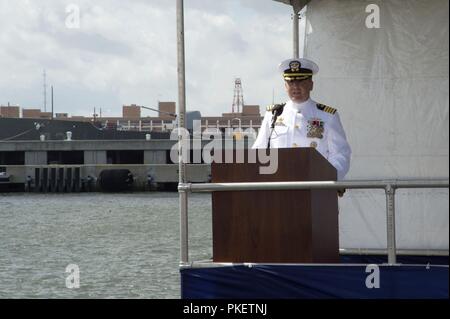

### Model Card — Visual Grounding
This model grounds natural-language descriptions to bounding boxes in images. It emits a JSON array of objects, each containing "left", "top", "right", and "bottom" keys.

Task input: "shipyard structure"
[{"left": 0, "top": 101, "right": 261, "bottom": 192}]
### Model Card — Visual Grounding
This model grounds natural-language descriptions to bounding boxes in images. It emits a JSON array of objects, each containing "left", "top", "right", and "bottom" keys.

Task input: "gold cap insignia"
[{"left": 289, "top": 61, "right": 301, "bottom": 72}]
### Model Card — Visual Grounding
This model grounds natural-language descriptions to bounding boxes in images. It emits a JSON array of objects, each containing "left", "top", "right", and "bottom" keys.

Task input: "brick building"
[{"left": 0, "top": 106, "right": 20, "bottom": 118}]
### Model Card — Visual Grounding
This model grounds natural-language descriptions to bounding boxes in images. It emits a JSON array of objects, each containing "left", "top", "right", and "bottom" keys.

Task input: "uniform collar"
[{"left": 288, "top": 98, "right": 314, "bottom": 113}]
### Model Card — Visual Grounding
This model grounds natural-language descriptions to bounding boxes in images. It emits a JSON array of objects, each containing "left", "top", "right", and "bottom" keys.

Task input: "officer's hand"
[{"left": 337, "top": 188, "right": 346, "bottom": 197}]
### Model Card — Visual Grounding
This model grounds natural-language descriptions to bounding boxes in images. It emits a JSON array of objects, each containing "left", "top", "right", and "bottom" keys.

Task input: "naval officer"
[{"left": 252, "top": 58, "right": 351, "bottom": 180}]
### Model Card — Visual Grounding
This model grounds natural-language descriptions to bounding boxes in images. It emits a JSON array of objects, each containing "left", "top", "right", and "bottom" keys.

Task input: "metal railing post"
[
  {"left": 293, "top": 10, "right": 300, "bottom": 58},
  {"left": 177, "top": 0, "right": 188, "bottom": 265},
  {"left": 385, "top": 183, "right": 397, "bottom": 264},
  {"left": 180, "top": 187, "right": 189, "bottom": 264}
]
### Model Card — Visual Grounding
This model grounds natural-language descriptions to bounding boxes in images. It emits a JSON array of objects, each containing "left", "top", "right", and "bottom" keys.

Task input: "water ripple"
[{"left": 0, "top": 192, "right": 212, "bottom": 298}]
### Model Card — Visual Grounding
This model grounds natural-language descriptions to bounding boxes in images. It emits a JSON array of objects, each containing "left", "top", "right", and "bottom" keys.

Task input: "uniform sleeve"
[
  {"left": 252, "top": 111, "right": 272, "bottom": 149},
  {"left": 327, "top": 112, "right": 351, "bottom": 180}
]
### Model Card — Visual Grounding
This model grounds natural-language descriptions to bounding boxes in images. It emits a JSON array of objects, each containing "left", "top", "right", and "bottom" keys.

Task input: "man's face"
[{"left": 285, "top": 78, "right": 313, "bottom": 103}]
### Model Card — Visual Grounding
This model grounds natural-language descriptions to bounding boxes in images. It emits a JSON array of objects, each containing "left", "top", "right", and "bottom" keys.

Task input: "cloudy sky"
[{"left": 0, "top": 0, "right": 299, "bottom": 117}]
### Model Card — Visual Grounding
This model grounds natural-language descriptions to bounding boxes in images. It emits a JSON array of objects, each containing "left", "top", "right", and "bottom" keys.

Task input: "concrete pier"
[{"left": 0, "top": 138, "right": 254, "bottom": 191}]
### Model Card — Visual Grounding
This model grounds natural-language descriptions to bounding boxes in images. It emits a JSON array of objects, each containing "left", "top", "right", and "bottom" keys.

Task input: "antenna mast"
[{"left": 43, "top": 70, "right": 47, "bottom": 112}]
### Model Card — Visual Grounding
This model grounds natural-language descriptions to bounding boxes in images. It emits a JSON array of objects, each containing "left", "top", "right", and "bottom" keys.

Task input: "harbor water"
[{"left": 0, "top": 192, "right": 212, "bottom": 298}]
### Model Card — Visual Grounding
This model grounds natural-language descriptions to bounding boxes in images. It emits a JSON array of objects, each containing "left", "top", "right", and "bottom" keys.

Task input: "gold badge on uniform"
[
  {"left": 307, "top": 118, "right": 324, "bottom": 139},
  {"left": 275, "top": 117, "right": 286, "bottom": 126}
]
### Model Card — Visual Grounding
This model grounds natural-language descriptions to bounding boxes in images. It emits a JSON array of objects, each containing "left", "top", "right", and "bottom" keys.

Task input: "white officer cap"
[{"left": 278, "top": 58, "right": 319, "bottom": 81}]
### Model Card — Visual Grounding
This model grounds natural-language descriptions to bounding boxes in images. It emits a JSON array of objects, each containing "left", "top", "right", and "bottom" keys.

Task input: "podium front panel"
[{"left": 212, "top": 148, "right": 339, "bottom": 263}]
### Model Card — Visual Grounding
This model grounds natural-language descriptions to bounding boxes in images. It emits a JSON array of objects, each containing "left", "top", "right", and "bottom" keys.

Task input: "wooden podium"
[{"left": 211, "top": 148, "right": 339, "bottom": 263}]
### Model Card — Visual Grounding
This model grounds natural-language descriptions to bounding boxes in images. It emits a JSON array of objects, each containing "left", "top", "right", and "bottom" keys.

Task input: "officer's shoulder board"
[{"left": 316, "top": 103, "right": 337, "bottom": 115}]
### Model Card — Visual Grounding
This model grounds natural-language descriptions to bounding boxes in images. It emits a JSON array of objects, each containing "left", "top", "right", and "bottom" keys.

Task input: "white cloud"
[{"left": 0, "top": 0, "right": 294, "bottom": 117}]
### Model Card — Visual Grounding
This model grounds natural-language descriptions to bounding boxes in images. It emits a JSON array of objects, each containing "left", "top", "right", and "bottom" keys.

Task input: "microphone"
[
  {"left": 267, "top": 103, "right": 286, "bottom": 150},
  {"left": 270, "top": 104, "right": 285, "bottom": 129}
]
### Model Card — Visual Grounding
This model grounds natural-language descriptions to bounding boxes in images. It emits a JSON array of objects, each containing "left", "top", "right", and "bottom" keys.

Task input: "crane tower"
[{"left": 231, "top": 78, "right": 244, "bottom": 113}]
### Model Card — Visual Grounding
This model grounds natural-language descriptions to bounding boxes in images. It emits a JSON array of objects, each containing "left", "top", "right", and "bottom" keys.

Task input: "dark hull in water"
[{"left": 0, "top": 118, "right": 170, "bottom": 141}]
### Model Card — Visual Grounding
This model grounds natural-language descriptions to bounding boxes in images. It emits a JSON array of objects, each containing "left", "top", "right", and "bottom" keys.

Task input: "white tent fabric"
[{"left": 304, "top": 0, "right": 449, "bottom": 250}]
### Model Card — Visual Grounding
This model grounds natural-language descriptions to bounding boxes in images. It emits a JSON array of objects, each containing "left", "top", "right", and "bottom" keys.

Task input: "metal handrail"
[
  {"left": 179, "top": 180, "right": 449, "bottom": 192},
  {"left": 339, "top": 248, "right": 449, "bottom": 257},
  {"left": 179, "top": 179, "right": 449, "bottom": 266}
]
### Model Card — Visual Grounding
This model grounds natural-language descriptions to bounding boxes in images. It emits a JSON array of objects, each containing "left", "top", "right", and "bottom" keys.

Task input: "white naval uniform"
[{"left": 252, "top": 98, "right": 351, "bottom": 180}]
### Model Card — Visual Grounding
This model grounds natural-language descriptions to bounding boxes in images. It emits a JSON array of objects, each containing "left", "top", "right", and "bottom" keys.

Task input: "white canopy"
[
  {"left": 301, "top": 0, "right": 449, "bottom": 250},
  {"left": 272, "top": 0, "right": 311, "bottom": 12}
]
